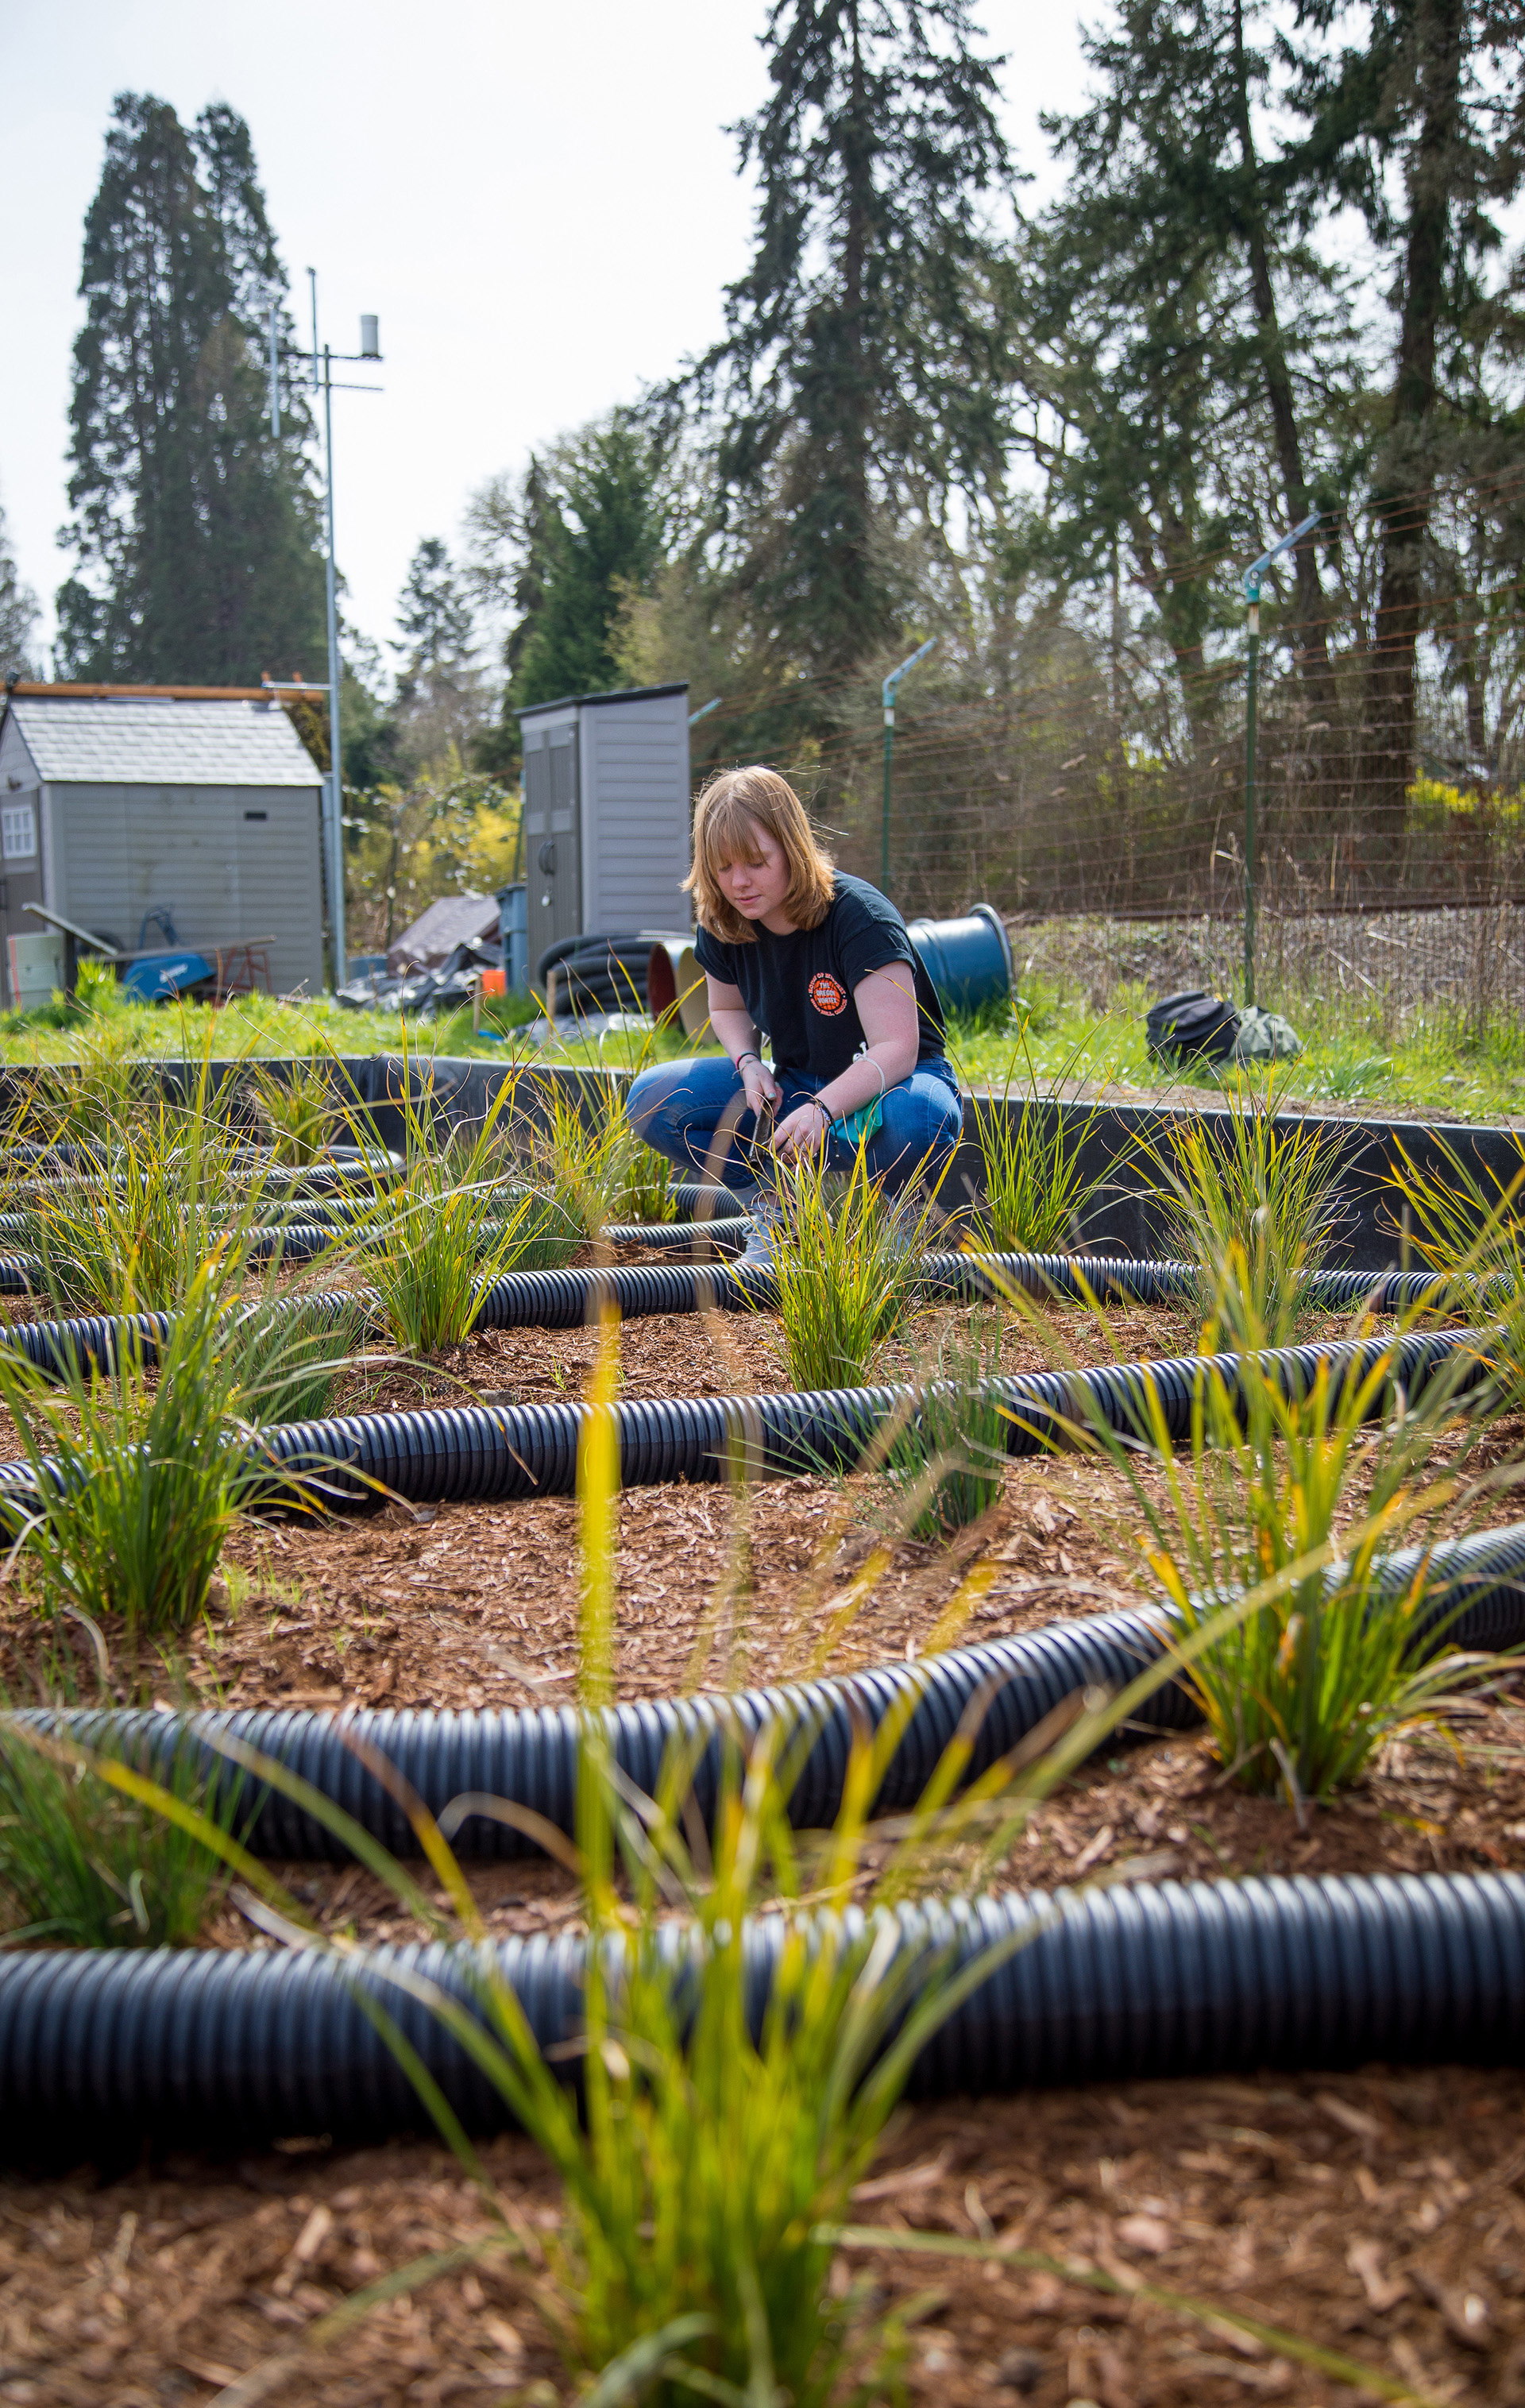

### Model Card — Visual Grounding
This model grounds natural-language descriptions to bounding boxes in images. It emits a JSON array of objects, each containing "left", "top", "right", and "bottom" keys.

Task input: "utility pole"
[
  {"left": 881, "top": 636, "right": 938, "bottom": 898},
  {"left": 1241, "top": 511, "right": 1319, "bottom": 1006},
  {"left": 266, "top": 276, "right": 382, "bottom": 989}
]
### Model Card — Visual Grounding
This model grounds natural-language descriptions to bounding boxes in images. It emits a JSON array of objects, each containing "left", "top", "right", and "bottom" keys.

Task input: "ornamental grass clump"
[
  {"left": 1387, "top": 1126, "right": 1525, "bottom": 1411},
  {"left": 522, "top": 1070, "right": 639, "bottom": 1239},
  {"left": 14, "top": 1041, "right": 278, "bottom": 1316},
  {"left": 769, "top": 1143, "right": 939, "bottom": 1392},
  {"left": 885, "top": 1308, "right": 1010, "bottom": 1538},
  {"left": 364, "top": 1059, "right": 551, "bottom": 1351},
  {"left": 0, "top": 1726, "right": 243, "bottom": 1948},
  {"left": 0, "top": 1258, "right": 276, "bottom": 1637},
  {"left": 245, "top": 1056, "right": 342, "bottom": 1167},
  {"left": 1078, "top": 1275, "right": 1492, "bottom": 1809},
  {"left": 1149, "top": 1088, "right": 1345, "bottom": 1343},
  {"left": 963, "top": 1032, "right": 1106, "bottom": 1255}
]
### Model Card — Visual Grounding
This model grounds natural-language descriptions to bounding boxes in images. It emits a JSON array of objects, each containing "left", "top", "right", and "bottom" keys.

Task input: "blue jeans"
[{"left": 626, "top": 1053, "right": 964, "bottom": 1196}]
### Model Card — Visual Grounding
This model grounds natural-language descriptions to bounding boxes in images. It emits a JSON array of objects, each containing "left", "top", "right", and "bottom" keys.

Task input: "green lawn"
[{"left": 2, "top": 967, "right": 1521, "bottom": 1123}]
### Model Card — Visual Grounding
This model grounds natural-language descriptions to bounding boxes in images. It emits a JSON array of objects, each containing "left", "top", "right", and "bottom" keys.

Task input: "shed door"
[
  {"left": 0, "top": 796, "right": 44, "bottom": 1009},
  {"left": 525, "top": 725, "right": 581, "bottom": 992}
]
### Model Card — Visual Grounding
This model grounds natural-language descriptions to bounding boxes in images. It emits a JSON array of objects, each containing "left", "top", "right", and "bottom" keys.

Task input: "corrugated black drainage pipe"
[
  {"left": 2, "top": 1870, "right": 1523, "bottom": 2159},
  {"left": 0, "top": 1322, "right": 1481, "bottom": 1518},
  {"left": 26, "top": 1521, "right": 1523, "bottom": 1865},
  {"left": 0, "top": 1246, "right": 1481, "bottom": 1379}
]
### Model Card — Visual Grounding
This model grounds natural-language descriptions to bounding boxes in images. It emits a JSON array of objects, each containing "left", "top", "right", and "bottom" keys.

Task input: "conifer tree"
[
  {"left": 1023, "top": 0, "right": 1353, "bottom": 727},
  {"left": 1291, "top": 0, "right": 1524, "bottom": 806},
  {"left": 687, "top": 0, "right": 1014, "bottom": 682},
  {"left": 508, "top": 419, "right": 663, "bottom": 709},
  {"left": 0, "top": 501, "right": 39, "bottom": 682},
  {"left": 56, "top": 92, "right": 325, "bottom": 684}
]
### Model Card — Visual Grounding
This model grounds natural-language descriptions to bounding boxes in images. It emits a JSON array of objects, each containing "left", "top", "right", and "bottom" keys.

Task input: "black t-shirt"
[{"left": 693, "top": 872, "right": 946, "bottom": 1080}]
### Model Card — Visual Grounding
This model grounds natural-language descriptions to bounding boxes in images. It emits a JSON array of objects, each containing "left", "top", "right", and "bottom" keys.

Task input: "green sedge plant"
[
  {"left": 1146, "top": 1082, "right": 1345, "bottom": 1343},
  {"left": 0, "top": 1256, "right": 282, "bottom": 1637},
  {"left": 1387, "top": 1126, "right": 1525, "bottom": 1410},
  {"left": 14, "top": 1033, "right": 280, "bottom": 1316},
  {"left": 361, "top": 1048, "right": 552, "bottom": 1351},
  {"left": 244, "top": 1055, "right": 342, "bottom": 1166},
  {"left": 769, "top": 1140, "right": 944, "bottom": 1393},
  {"left": 883, "top": 1306, "right": 1010, "bottom": 1540},
  {"left": 0, "top": 1724, "right": 243, "bottom": 1949},
  {"left": 996, "top": 1249, "right": 1500, "bottom": 1810},
  {"left": 960, "top": 1028, "right": 1107, "bottom": 1256},
  {"left": 226, "top": 1290, "right": 366, "bottom": 1427}
]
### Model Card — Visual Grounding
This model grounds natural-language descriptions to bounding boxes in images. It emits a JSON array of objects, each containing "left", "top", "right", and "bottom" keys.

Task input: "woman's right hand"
[{"left": 739, "top": 1057, "right": 782, "bottom": 1118}]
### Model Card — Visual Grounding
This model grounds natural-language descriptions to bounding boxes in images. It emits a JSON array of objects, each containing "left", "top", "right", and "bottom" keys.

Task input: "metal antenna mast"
[{"left": 264, "top": 274, "right": 383, "bottom": 989}]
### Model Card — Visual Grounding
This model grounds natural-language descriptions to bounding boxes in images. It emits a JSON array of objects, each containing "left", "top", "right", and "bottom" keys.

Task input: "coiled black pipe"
[
  {"left": 467, "top": 1249, "right": 1473, "bottom": 1333},
  {"left": 30, "top": 1519, "right": 1522, "bottom": 1865},
  {"left": 2, "top": 1868, "right": 1522, "bottom": 2157}
]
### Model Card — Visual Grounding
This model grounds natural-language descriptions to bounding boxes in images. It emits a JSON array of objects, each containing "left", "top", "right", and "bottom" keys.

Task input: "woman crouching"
[{"left": 626, "top": 767, "right": 963, "bottom": 1257}]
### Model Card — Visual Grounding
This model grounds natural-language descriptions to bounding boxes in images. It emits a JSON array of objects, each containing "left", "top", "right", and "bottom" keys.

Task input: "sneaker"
[
  {"left": 740, "top": 1190, "right": 785, "bottom": 1265},
  {"left": 882, "top": 1192, "right": 936, "bottom": 1262}
]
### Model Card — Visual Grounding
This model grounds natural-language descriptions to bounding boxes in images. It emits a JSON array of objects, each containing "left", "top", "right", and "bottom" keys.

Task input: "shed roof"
[
  {"left": 2, "top": 693, "right": 322, "bottom": 788},
  {"left": 518, "top": 682, "right": 687, "bottom": 722}
]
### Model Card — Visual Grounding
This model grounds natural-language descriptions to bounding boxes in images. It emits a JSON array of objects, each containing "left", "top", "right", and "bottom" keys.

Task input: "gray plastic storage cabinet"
[{"left": 517, "top": 684, "right": 692, "bottom": 983}]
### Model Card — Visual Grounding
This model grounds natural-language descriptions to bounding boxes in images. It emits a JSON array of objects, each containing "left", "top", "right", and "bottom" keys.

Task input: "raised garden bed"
[{"left": 2, "top": 1062, "right": 1524, "bottom": 2406}]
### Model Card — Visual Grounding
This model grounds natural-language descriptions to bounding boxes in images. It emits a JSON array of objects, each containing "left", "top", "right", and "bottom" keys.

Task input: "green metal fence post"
[
  {"left": 1241, "top": 509, "right": 1319, "bottom": 1010},
  {"left": 880, "top": 636, "right": 938, "bottom": 899},
  {"left": 1244, "top": 593, "right": 1260, "bottom": 1007}
]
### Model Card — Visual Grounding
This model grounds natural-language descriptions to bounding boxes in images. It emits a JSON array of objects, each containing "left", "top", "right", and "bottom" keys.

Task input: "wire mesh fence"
[{"left": 741, "top": 586, "right": 1525, "bottom": 1032}]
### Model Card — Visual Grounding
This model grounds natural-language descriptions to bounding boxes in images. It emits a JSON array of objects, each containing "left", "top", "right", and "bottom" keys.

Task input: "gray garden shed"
[
  {"left": 0, "top": 684, "right": 326, "bottom": 1006},
  {"left": 518, "top": 683, "right": 691, "bottom": 974}
]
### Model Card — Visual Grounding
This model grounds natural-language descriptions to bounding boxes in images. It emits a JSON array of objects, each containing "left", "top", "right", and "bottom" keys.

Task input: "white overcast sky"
[{"left": 1, "top": 0, "right": 1089, "bottom": 671}]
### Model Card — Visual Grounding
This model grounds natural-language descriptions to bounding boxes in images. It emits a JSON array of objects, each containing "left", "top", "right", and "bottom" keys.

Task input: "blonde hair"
[{"left": 684, "top": 767, "right": 836, "bottom": 944}]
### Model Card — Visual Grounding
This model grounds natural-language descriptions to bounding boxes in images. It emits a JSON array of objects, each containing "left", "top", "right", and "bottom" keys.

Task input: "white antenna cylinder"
[{"left": 360, "top": 315, "right": 380, "bottom": 359}]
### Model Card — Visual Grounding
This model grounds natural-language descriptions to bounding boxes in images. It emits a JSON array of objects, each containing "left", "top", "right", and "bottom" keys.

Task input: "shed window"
[{"left": 1, "top": 804, "right": 36, "bottom": 861}]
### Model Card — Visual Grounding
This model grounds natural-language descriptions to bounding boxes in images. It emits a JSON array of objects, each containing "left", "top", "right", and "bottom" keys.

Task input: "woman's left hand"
[{"left": 770, "top": 1098, "right": 830, "bottom": 1161}]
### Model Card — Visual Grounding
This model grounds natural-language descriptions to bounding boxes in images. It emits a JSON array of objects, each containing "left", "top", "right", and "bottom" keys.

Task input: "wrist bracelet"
[{"left": 735, "top": 1049, "right": 760, "bottom": 1072}]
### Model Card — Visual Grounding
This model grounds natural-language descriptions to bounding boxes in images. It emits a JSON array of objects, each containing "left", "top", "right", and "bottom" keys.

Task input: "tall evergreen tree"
[
  {"left": 1021, "top": 1, "right": 1354, "bottom": 728},
  {"left": 1291, "top": 1, "right": 1525, "bottom": 806},
  {"left": 508, "top": 418, "right": 663, "bottom": 709},
  {"left": 0, "top": 500, "right": 40, "bottom": 682},
  {"left": 56, "top": 92, "right": 326, "bottom": 684},
  {"left": 395, "top": 539, "right": 475, "bottom": 702},
  {"left": 687, "top": 0, "right": 1014, "bottom": 681}
]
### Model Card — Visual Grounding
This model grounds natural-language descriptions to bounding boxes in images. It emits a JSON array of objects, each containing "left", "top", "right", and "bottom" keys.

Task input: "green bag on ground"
[{"left": 1231, "top": 1006, "right": 1303, "bottom": 1063}]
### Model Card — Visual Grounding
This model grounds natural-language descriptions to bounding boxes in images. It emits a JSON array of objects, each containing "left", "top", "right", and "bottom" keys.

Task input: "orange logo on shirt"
[{"left": 808, "top": 971, "right": 847, "bottom": 1016}]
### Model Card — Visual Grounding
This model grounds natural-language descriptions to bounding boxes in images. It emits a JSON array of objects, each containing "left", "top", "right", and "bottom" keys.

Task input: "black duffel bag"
[{"left": 1145, "top": 988, "right": 1241, "bottom": 1065}]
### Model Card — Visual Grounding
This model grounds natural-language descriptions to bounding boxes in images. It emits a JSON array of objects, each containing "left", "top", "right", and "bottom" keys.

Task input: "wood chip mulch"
[
  {"left": 4, "top": 2066, "right": 1525, "bottom": 2405},
  {"left": 2, "top": 1294, "right": 1524, "bottom": 2405}
]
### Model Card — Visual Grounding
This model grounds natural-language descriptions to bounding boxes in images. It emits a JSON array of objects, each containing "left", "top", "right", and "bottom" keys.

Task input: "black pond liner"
[
  {"left": 2, "top": 1869, "right": 1523, "bottom": 2157},
  {"left": 14, "top": 1396, "right": 1510, "bottom": 1869}
]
